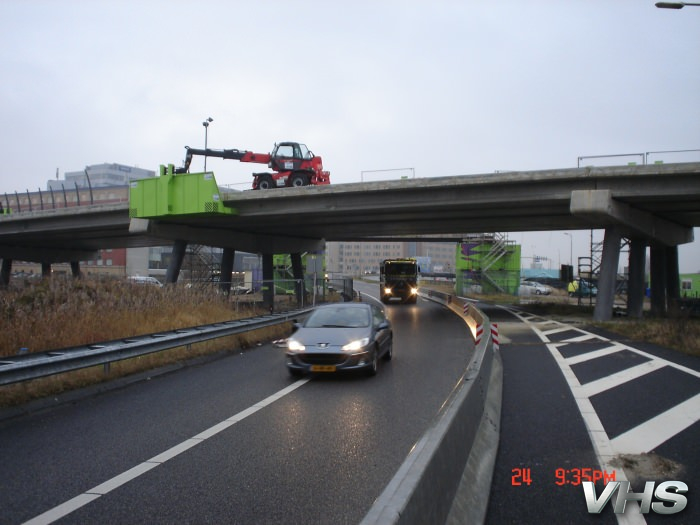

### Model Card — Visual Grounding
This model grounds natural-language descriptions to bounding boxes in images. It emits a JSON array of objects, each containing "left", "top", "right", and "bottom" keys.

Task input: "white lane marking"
[
  {"left": 579, "top": 360, "right": 667, "bottom": 398},
  {"left": 504, "top": 306, "right": 700, "bottom": 523},
  {"left": 561, "top": 333, "right": 600, "bottom": 343},
  {"left": 542, "top": 339, "right": 646, "bottom": 525},
  {"left": 23, "top": 378, "right": 310, "bottom": 525},
  {"left": 22, "top": 494, "right": 101, "bottom": 525},
  {"left": 564, "top": 344, "right": 625, "bottom": 365},
  {"left": 611, "top": 392, "right": 700, "bottom": 454},
  {"left": 500, "top": 308, "right": 650, "bottom": 524},
  {"left": 541, "top": 325, "right": 578, "bottom": 337}
]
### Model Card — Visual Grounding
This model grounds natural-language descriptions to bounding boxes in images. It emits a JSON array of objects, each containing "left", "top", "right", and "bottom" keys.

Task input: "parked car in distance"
[
  {"left": 286, "top": 303, "right": 393, "bottom": 377},
  {"left": 568, "top": 280, "right": 598, "bottom": 297},
  {"left": 128, "top": 275, "right": 163, "bottom": 287},
  {"left": 519, "top": 281, "right": 552, "bottom": 296}
]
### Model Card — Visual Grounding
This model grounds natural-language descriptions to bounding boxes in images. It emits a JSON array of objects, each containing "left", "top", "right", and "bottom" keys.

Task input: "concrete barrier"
[{"left": 361, "top": 290, "right": 502, "bottom": 525}]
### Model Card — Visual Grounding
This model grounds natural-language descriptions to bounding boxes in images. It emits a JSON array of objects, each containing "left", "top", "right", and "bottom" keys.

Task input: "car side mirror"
[{"left": 378, "top": 320, "right": 390, "bottom": 330}]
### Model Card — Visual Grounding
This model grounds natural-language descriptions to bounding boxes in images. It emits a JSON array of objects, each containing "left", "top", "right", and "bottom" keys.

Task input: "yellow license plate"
[{"left": 311, "top": 365, "right": 336, "bottom": 372}]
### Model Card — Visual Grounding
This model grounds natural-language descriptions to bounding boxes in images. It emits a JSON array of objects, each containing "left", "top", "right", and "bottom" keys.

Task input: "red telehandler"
[{"left": 175, "top": 141, "right": 331, "bottom": 190}]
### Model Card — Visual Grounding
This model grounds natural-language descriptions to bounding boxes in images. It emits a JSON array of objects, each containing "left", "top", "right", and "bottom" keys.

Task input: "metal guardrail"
[{"left": 0, "top": 307, "right": 314, "bottom": 386}]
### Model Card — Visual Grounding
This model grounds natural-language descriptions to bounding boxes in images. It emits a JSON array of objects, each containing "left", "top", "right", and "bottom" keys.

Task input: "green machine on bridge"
[{"left": 129, "top": 165, "right": 236, "bottom": 218}]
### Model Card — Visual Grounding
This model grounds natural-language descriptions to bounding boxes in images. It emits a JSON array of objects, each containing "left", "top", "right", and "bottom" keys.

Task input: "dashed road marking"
[
  {"left": 501, "top": 307, "right": 700, "bottom": 525},
  {"left": 610, "top": 393, "right": 700, "bottom": 455},
  {"left": 23, "top": 378, "right": 310, "bottom": 525}
]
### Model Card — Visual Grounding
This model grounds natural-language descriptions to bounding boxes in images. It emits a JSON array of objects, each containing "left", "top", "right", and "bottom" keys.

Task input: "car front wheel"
[
  {"left": 366, "top": 348, "right": 378, "bottom": 376},
  {"left": 382, "top": 338, "right": 393, "bottom": 361}
]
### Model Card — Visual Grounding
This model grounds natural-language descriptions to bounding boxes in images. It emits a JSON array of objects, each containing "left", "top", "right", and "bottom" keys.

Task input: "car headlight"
[
  {"left": 410, "top": 287, "right": 419, "bottom": 295},
  {"left": 384, "top": 287, "right": 392, "bottom": 295},
  {"left": 342, "top": 337, "right": 370, "bottom": 351},
  {"left": 287, "top": 339, "right": 305, "bottom": 351}
]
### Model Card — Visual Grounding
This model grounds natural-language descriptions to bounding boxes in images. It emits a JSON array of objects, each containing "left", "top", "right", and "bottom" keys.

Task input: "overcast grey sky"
[{"left": 1, "top": 1, "right": 699, "bottom": 272}]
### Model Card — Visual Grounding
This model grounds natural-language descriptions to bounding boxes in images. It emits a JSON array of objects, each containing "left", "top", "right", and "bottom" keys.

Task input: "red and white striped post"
[
  {"left": 475, "top": 324, "right": 483, "bottom": 346},
  {"left": 491, "top": 323, "right": 499, "bottom": 351}
]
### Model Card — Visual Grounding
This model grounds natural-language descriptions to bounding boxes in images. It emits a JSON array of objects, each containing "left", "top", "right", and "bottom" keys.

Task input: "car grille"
[{"left": 298, "top": 354, "right": 348, "bottom": 366}]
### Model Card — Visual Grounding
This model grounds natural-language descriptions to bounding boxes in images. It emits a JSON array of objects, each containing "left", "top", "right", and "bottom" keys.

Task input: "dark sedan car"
[{"left": 286, "top": 302, "right": 393, "bottom": 377}]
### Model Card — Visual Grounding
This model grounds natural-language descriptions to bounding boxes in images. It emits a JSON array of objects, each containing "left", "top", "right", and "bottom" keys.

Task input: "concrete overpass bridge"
[{"left": 1, "top": 162, "right": 699, "bottom": 321}]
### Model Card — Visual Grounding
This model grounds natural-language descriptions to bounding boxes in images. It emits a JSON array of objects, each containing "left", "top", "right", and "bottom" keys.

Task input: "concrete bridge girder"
[
  {"left": 570, "top": 189, "right": 694, "bottom": 247},
  {"left": 130, "top": 218, "right": 325, "bottom": 254},
  {"left": 0, "top": 245, "right": 97, "bottom": 264},
  {"left": 570, "top": 190, "right": 691, "bottom": 321}
]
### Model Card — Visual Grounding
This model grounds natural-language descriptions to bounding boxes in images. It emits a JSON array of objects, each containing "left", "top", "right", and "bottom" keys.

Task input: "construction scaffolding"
[{"left": 455, "top": 233, "right": 521, "bottom": 295}]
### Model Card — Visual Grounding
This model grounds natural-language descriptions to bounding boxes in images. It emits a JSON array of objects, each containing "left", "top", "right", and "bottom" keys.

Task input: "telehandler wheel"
[
  {"left": 290, "top": 172, "right": 309, "bottom": 187},
  {"left": 256, "top": 174, "right": 275, "bottom": 190}
]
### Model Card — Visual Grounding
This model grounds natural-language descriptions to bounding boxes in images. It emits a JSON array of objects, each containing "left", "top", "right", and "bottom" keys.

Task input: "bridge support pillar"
[
  {"left": 70, "top": 261, "right": 81, "bottom": 279},
  {"left": 650, "top": 246, "right": 667, "bottom": 316},
  {"left": 666, "top": 246, "right": 680, "bottom": 317},
  {"left": 219, "top": 248, "right": 235, "bottom": 295},
  {"left": 262, "top": 253, "right": 274, "bottom": 312},
  {"left": 627, "top": 239, "right": 647, "bottom": 319},
  {"left": 166, "top": 240, "right": 187, "bottom": 284},
  {"left": 291, "top": 253, "right": 305, "bottom": 307},
  {"left": 593, "top": 227, "right": 622, "bottom": 322},
  {"left": 0, "top": 258, "right": 11, "bottom": 287}
]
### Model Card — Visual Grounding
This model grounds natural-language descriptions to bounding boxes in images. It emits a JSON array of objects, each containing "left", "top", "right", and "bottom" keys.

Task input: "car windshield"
[{"left": 305, "top": 307, "right": 370, "bottom": 328}]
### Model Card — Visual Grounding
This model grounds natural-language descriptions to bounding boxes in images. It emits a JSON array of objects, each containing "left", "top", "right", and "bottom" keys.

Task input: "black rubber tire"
[
  {"left": 366, "top": 348, "right": 378, "bottom": 376},
  {"left": 256, "top": 175, "right": 275, "bottom": 190},
  {"left": 290, "top": 173, "right": 309, "bottom": 187},
  {"left": 382, "top": 338, "right": 393, "bottom": 361}
]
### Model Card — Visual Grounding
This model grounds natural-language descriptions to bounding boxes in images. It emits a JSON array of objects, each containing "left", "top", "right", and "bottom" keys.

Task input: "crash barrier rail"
[
  {"left": 361, "top": 289, "right": 502, "bottom": 525},
  {"left": 0, "top": 307, "right": 315, "bottom": 387},
  {"left": 2, "top": 177, "right": 99, "bottom": 214}
]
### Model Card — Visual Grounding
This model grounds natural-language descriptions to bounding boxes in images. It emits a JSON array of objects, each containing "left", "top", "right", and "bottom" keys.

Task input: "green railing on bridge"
[{"left": 129, "top": 164, "right": 236, "bottom": 218}]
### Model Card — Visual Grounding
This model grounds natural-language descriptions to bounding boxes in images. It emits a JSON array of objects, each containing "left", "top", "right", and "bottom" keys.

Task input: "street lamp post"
[
  {"left": 564, "top": 232, "right": 573, "bottom": 266},
  {"left": 202, "top": 117, "right": 213, "bottom": 171},
  {"left": 655, "top": 2, "right": 700, "bottom": 8}
]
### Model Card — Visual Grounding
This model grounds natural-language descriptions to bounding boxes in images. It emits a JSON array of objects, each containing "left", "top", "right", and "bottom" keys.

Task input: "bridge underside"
[{"left": 1, "top": 163, "right": 699, "bottom": 320}]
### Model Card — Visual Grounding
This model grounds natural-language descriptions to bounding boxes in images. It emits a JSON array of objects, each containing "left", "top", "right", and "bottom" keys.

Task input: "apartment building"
[{"left": 325, "top": 240, "right": 457, "bottom": 277}]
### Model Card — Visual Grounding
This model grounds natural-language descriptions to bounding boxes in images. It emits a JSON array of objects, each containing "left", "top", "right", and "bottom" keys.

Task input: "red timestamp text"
[
  {"left": 511, "top": 468, "right": 533, "bottom": 486},
  {"left": 555, "top": 468, "right": 616, "bottom": 486},
  {"left": 511, "top": 467, "right": 617, "bottom": 487}
]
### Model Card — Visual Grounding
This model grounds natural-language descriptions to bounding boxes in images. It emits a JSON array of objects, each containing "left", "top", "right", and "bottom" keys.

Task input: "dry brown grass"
[
  {"left": 419, "top": 284, "right": 700, "bottom": 356},
  {"left": 0, "top": 278, "right": 263, "bottom": 356},
  {"left": 0, "top": 277, "right": 292, "bottom": 407},
  {"left": 595, "top": 317, "right": 700, "bottom": 357}
]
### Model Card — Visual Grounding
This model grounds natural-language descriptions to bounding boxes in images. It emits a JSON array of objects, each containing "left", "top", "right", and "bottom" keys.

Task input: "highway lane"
[
  {"left": 0, "top": 288, "right": 472, "bottom": 524},
  {"left": 486, "top": 305, "right": 700, "bottom": 524}
]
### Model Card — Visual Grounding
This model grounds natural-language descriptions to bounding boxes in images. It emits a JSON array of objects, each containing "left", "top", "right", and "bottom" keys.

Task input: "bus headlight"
[
  {"left": 384, "top": 287, "right": 392, "bottom": 295},
  {"left": 410, "top": 287, "right": 419, "bottom": 295}
]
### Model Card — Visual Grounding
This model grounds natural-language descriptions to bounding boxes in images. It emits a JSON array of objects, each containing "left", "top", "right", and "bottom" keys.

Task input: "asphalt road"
[
  {"left": 485, "top": 304, "right": 700, "bottom": 525},
  {"left": 4, "top": 289, "right": 697, "bottom": 525},
  {"left": 0, "top": 284, "right": 472, "bottom": 525}
]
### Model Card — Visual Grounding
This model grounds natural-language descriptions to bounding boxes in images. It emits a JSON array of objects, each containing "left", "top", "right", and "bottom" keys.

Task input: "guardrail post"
[{"left": 262, "top": 253, "right": 274, "bottom": 312}]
